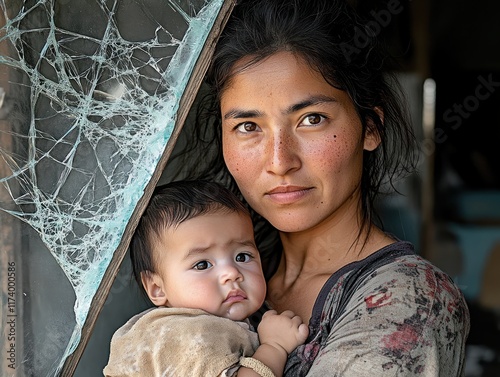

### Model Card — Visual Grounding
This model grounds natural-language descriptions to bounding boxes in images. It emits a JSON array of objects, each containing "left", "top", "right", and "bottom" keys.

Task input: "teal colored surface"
[{"left": 447, "top": 223, "right": 500, "bottom": 300}]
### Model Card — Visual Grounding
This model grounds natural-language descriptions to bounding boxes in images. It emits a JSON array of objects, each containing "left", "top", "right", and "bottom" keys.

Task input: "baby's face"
[{"left": 151, "top": 210, "right": 266, "bottom": 321}]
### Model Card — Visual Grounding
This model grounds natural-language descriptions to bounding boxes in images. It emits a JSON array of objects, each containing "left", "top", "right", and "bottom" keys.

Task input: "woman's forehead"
[{"left": 220, "top": 51, "right": 350, "bottom": 114}]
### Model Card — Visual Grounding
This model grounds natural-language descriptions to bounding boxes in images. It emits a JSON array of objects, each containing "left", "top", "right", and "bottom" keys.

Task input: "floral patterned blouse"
[{"left": 281, "top": 241, "right": 470, "bottom": 376}]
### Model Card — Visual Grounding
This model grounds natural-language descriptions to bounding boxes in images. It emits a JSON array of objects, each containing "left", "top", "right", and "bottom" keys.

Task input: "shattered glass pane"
[{"left": 0, "top": 0, "right": 224, "bottom": 375}]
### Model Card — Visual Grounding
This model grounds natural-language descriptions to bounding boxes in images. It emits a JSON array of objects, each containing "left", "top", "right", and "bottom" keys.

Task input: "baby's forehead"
[
  {"left": 170, "top": 206, "right": 248, "bottom": 227},
  {"left": 152, "top": 207, "right": 252, "bottom": 243}
]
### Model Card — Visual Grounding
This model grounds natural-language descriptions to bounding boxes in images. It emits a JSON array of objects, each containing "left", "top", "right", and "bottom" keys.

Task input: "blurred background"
[{"left": 352, "top": 0, "right": 500, "bottom": 375}]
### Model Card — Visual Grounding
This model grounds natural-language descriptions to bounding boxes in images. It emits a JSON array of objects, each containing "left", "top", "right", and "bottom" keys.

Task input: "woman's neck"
[
  {"left": 277, "top": 211, "right": 393, "bottom": 286},
  {"left": 266, "top": 218, "right": 393, "bottom": 323}
]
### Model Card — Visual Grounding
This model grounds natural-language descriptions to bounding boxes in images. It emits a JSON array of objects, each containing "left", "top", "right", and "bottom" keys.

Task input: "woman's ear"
[
  {"left": 141, "top": 270, "right": 168, "bottom": 306},
  {"left": 363, "top": 107, "right": 383, "bottom": 152}
]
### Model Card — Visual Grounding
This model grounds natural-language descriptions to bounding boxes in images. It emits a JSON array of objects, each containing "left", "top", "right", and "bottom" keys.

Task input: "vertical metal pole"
[{"left": 420, "top": 78, "right": 436, "bottom": 260}]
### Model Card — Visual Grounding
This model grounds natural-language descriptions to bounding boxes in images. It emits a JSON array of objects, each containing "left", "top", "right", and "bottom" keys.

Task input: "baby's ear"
[
  {"left": 141, "top": 270, "right": 168, "bottom": 306},
  {"left": 364, "top": 107, "right": 383, "bottom": 152}
]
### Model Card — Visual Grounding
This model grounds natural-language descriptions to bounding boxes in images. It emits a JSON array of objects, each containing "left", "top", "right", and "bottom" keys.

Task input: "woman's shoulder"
[
  {"left": 340, "top": 240, "right": 462, "bottom": 292},
  {"left": 312, "top": 241, "right": 469, "bottom": 327},
  {"left": 363, "top": 250, "right": 467, "bottom": 313},
  {"left": 365, "top": 242, "right": 465, "bottom": 304},
  {"left": 349, "top": 241, "right": 466, "bottom": 306}
]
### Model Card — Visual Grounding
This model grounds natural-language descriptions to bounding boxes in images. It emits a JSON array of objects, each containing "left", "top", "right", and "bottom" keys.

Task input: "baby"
[{"left": 104, "top": 180, "right": 308, "bottom": 377}]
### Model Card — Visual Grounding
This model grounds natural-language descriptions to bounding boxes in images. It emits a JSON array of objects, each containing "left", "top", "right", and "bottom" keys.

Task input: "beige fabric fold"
[{"left": 104, "top": 307, "right": 259, "bottom": 377}]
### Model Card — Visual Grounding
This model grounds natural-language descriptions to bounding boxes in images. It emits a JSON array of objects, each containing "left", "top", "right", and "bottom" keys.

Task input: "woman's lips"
[{"left": 265, "top": 185, "right": 313, "bottom": 204}]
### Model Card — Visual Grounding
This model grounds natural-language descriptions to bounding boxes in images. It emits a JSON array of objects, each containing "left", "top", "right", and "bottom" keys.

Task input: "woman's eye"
[
  {"left": 302, "top": 114, "right": 325, "bottom": 126},
  {"left": 235, "top": 253, "right": 252, "bottom": 263},
  {"left": 193, "top": 261, "right": 212, "bottom": 270},
  {"left": 235, "top": 122, "right": 259, "bottom": 133}
]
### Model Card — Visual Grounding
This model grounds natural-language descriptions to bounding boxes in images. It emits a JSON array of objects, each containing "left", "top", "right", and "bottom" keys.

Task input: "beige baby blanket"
[{"left": 104, "top": 307, "right": 259, "bottom": 377}]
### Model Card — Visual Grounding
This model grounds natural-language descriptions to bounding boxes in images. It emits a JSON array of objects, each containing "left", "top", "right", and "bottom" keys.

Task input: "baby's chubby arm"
[{"left": 238, "top": 310, "right": 309, "bottom": 377}]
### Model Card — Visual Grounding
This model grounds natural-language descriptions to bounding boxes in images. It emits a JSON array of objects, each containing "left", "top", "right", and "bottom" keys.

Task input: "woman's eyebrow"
[
  {"left": 223, "top": 109, "right": 264, "bottom": 120},
  {"left": 223, "top": 95, "right": 337, "bottom": 120},
  {"left": 284, "top": 95, "right": 337, "bottom": 115}
]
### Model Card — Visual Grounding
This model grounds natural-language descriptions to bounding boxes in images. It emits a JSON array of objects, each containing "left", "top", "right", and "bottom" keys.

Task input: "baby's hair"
[{"left": 130, "top": 180, "right": 250, "bottom": 289}]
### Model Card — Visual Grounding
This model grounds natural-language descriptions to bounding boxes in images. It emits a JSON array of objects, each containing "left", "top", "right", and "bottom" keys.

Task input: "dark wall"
[{"left": 430, "top": 0, "right": 500, "bottom": 203}]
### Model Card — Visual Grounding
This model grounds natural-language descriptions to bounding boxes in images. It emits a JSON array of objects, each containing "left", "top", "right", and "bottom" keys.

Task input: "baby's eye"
[
  {"left": 235, "top": 122, "right": 260, "bottom": 133},
  {"left": 193, "top": 260, "right": 212, "bottom": 270},
  {"left": 301, "top": 114, "right": 325, "bottom": 126},
  {"left": 235, "top": 253, "right": 252, "bottom": 263}
]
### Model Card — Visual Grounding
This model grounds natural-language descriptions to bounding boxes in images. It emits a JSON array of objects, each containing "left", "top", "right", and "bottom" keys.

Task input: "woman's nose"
[
  {"left": 265, "top": 129, "right": 301, "bottom": 176},
  {"left": 220, "top": 264, "right": 243, "bottom": 284}
]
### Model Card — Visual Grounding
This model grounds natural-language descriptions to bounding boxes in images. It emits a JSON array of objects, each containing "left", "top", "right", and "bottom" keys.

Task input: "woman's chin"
[{"left": 266, "top": 213, "right": 318, "bottom": 233}]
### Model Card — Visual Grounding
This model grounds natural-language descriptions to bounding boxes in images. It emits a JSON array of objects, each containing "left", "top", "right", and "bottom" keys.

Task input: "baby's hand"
[{"left": 257, "top": 310, "right": 309, "bottom": 355}]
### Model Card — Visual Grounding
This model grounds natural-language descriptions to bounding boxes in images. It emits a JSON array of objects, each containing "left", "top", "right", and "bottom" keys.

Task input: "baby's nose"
[{"left": 220, "top": 264, "right": 243, "bottom": 283}]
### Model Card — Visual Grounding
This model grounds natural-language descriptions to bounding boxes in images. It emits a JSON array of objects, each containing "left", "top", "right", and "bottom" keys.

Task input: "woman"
[{"left": 175, "top": 0, "right": 470, "bottom": 375}]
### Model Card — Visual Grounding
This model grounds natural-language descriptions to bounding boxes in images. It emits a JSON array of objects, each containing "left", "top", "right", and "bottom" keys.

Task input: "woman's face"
[{"left": 221, "top": 51, "right": 379, "bottom": 233}]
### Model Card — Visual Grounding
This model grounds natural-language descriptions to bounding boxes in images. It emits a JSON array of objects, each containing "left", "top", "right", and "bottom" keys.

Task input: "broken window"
[{"left": 0, "top": 0, "right": 232, "bottom": 375}]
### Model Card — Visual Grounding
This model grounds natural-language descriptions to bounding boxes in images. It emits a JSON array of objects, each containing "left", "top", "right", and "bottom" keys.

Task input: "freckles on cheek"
[
  {"left": 222, "top": 140, "right": 239, "bottom": 172},
  {"left": 227, "top": 158, "right": 240, "bottom": 173},
  {"left": 228, "top": 163, "right": 242, "bottom": 177},
  {"left": 311, "top": 134, "right": 344, "bottom": 172}
]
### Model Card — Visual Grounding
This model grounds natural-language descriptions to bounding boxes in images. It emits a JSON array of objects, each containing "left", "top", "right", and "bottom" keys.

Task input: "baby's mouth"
[{"left": 224, "top": 289, "right": 247, "bottom": 303}]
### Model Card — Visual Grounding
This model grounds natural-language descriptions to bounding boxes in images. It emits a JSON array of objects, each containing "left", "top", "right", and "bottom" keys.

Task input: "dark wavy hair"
[{"left": 170, "top": 0, "right": 418, "bottom": 276}]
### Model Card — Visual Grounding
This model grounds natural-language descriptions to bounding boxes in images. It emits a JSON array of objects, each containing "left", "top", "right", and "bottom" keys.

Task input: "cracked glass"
[{"left": 0, "top": 0, "right": 224, "bottom": 375}]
